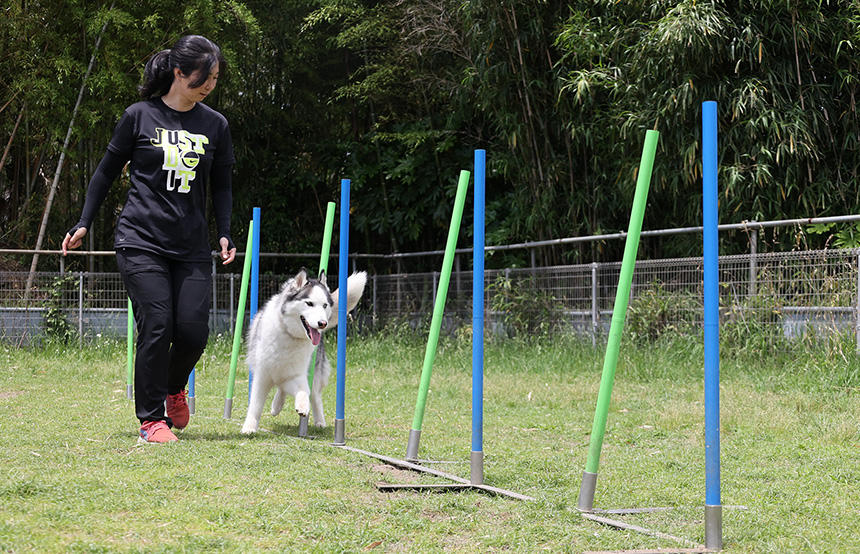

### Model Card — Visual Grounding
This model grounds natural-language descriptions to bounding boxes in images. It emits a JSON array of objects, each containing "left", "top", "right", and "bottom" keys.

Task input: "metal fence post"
[
  {"left": 396, "top": 273, "right": 402, "bottom": 316},
  {"left": 455, "top": 255, "right": 461, "bottom": 301},
  {"left": 629, "top": 264, "right": 635, "bottom": 306},
  {"left": 591, "top": 262, "right": 599, "bottom": 347},
  {"left": 229, "top": 272, "right": 235, "bottom": 336},
  {"left": 749, "top": 227, "right": 758, "bottom": 297},
  {"left": 372, "top": 274, "right": 378, "bottom": 327},
  {"left": 78, "top": 272, "right": 84, "bottom": 346},
  {"left": 855, "top": 253, "right": 859, "bottom": 354}
]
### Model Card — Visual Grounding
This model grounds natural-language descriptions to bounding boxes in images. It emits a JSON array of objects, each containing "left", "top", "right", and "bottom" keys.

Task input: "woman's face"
[{"left": 174, "top": 61, "right": 219, "bottom": 103}]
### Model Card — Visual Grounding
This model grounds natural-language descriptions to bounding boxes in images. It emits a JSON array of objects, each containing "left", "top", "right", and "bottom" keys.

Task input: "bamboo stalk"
[{"left": 0, "top": 104, "right": 24, "bottom": 174}]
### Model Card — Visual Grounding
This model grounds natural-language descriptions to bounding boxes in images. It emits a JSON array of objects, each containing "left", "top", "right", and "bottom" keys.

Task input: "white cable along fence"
[{"left": 2, "top": 247, "right": 859, "bottom": 348}]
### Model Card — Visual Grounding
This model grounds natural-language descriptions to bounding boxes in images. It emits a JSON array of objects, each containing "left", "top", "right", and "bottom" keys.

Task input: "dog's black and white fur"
[{"left": 240, "top": 268, "right": 366, "bottom": 434}]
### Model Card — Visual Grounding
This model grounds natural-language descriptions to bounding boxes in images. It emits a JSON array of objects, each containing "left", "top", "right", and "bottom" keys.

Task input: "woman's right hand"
[{"left": 62, "top": 227, "right": 88, "bottom": 255}]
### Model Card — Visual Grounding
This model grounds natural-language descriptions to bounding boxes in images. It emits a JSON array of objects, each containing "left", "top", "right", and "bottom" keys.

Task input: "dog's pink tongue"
[{"left": 310, "top": 327, "right": 321, "bottom": 346}]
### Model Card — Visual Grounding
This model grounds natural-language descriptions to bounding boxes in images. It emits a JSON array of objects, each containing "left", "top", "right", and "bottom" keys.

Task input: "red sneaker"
[
  {"left": 138, "top": 420, "right": 178, "bottom": 444},
  {"left": 166, "top": 390, "right": 190, "bottom": 429}
]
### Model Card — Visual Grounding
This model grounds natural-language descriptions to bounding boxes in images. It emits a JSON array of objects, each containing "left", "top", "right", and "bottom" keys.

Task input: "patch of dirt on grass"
[
  {"left": 419, "top": 508, "right": 456, "bottom": 522},
  {"left": 0, "top": 390, "right": 24, "bottom": 400},
  {"left": 370, "top": 463, "right": 420, "bottom": 483}
]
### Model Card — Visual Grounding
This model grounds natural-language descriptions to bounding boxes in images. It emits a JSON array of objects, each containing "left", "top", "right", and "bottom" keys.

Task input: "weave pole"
[
  {"left": 333, "top": 180, "right": 350, "bottom": 445},
  {"left": 471, "top": 150, "right": 485, "bottom": 484},
  {"left": 248, "top": 207, "right": 261, "bottom": 402},
  {"left": 577, "top": 129, "right": 659, "bottom": 511},
  {"left": 188, "top": 368, "right": 196, "bottom": 414},
  {"left": 224, "top": 220, "right": 254, "bottom": 419},
  {"left": 406, "top": 169, "right": 470, "bottom": 462},
  {"left": 299, "top": 201, "right": 337, "bottom": 438},
  {"left": 126, "top": 298, "right": 133, "bottom": 399},
  {"left": 702, "top": 100, "right": 723, "bottom": 550}
]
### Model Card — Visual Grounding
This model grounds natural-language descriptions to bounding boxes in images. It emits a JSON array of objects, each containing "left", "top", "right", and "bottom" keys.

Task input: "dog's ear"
[
  {"left": 294, "top": 268, "right": 309, "bottom": 289},
  {"left": 318, "top": 269, "right": 327, "bottom": 287}
]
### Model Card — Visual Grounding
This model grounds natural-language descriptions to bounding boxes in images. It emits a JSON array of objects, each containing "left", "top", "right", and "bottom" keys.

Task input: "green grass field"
[{"left": 1, "top": 332, "right": 857, "bottom": 553}]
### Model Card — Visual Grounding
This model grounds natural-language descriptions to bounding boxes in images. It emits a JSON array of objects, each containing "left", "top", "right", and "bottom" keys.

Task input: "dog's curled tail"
[{"left": 328, "top": 271, "right": 367, "bottom": 330}]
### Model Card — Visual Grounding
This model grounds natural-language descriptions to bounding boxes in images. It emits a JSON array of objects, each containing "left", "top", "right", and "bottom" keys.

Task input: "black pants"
[{"left": 117, "top": 248, "right": 211, "bottom": 425}]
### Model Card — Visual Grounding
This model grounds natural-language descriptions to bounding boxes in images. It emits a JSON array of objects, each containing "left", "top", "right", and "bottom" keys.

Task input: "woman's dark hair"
[{"left": 139, "top": 35, "right": 226, "bottom": 99}]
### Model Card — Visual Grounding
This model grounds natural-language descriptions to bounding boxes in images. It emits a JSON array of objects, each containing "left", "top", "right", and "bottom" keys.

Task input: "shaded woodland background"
[{"left": 2, "top": 1, "right": 860, "bottom": 273}]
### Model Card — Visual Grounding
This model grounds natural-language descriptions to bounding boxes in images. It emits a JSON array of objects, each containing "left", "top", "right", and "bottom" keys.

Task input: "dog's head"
[{"left": 278, "top": 268, "right": 333, "bottom": 345}]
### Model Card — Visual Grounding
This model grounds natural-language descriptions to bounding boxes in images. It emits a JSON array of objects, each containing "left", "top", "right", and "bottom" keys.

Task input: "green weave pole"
[
  {"left": 224, "top": 220, "right": 255, "bottom": 418},
  {"left": 583, "top": 129, "right": 659, "bottom": 481},
  {"left": 309, "top": 201, "right": 337, "bottom": 387},
  {"left": 126, "top": 298, "right": 133, "bottom": 400},
  {"left": 406, "top": 170, "right": 470, "bottom": 457}
]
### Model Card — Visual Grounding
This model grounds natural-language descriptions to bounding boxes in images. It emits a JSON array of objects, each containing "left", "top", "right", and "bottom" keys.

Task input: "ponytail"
[{"left": 138, "top": 49, "right": 174, "bottom": 99}]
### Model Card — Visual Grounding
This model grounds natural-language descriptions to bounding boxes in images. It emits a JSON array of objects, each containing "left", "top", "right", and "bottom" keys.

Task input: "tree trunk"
[{"left": 0, "top": 104, "right": 24, "bottom": 175}]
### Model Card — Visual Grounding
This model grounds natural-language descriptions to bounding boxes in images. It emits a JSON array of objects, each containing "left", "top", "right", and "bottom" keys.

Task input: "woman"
[{"left": 62, "top": 35, "right": 236, "bottom": 443}]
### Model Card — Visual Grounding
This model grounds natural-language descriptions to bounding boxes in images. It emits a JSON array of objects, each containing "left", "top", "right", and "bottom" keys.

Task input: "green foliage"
[
  {"left": 719, "top": 292, "right": 789, "bottom": 355},
  {"left": 552, "top": 0, "right": 860, "bottom": 259},
  {"left": 806, "top": 222, "right": 860, "bottom": 249},
  {"left": 42, "top": 274, "right": 77, "bottom": 343},
  {"left": 626, "top": 283, "right": 700, "bottom": 343},
  {"left": 487, "top": 274, "right": 560, "bottom": 338},
  {"left": 3, "top": 1, "right": 860, "bottom": 272}
]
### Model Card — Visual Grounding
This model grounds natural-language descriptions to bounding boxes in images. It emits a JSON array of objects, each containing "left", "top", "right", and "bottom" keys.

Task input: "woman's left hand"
[{"left": 219, "top": 237, "right": 237, "bottom": 265}]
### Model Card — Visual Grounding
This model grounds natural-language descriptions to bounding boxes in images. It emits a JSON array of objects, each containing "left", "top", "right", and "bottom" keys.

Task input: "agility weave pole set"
[{"left": 123, "top": 110, "right": 726, "bottom": 546}]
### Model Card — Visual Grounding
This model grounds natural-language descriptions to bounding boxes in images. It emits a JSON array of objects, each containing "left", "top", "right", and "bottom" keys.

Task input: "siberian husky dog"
[{"left": 240, "top": 268, "right": 367, "bottom": 434}]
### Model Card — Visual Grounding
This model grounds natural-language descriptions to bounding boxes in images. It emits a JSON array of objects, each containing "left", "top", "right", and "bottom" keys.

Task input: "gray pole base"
[
  {"left": 405, "top": 429, "right": 421, "bottom": 462},
  {"left": 223, "top": 398, "right": 233, "bottom": 419},
  {"left": 705, "top": 504, "right": 722, "bottom": 550},
  {"left": 126, "top": 384, "right": 133, "bottom": 400},
  {"left": 188, "top": 397, "right": 196, "bottom": 415},
  {"left": 577, "top": 471, "right": 598, "bottom": 512},
  {"left": 332, "top": 418, "right": 345, "bottom": 445},
  {"left": 298, "top": 414, "right": 309, "bottom": 438},
  {"left": 470, "top": 451, "right": 483, "bottom": 485}
]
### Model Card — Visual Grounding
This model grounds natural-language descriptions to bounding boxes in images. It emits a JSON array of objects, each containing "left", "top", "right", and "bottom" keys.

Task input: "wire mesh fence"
[{"left": 2, "top": 247, "right": 858, "bottom": 348}]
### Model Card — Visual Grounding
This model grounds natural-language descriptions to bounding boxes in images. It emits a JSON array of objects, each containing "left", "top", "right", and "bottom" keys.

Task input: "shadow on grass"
[
  {"left": 132, "top": 422, "right": 337, "bottom": 443},
  {"left": 270, "top": 421, "right": 336, "bottom": 441},
  {"left": 113, "top": 430, "right": 242, "bottom": 442}
]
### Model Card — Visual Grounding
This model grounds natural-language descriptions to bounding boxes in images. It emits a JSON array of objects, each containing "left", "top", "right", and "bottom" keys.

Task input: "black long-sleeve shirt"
[{"left": 71, "top": 98, "right": 235, "bottom": 260}]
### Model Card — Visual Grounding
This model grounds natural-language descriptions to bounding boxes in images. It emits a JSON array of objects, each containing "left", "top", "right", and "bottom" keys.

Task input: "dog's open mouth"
[{"left": 300, "top": 316, "right": 322, "bottom": 346}]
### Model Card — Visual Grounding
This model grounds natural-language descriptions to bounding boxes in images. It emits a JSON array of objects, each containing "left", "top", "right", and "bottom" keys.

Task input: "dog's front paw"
[
  {"left": 294, "top": 391, "right": 310, "bottom": 417},
  {"left": 241, "top": 418, "right": 259, "bottom": 434},
  {"left": 313, "top": 416, "right": 326, "bottom": 428}
]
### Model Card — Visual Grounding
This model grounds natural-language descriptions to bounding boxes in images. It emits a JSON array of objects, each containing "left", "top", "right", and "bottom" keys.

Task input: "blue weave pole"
[
  {"left": 702, "top": 100, "right": 722, "bottom": 550},
  {"left": 248, "top": 207, "right": 261, "bottom": 402},
  {"left": 471, "top": 149, "right": 486, "bottom": 484},
  {"left": 188, "top": 367, "right": 195, "bottom": 414},
  {"left": 333, "top": 179, "right": 350, "bottom": 445}
]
